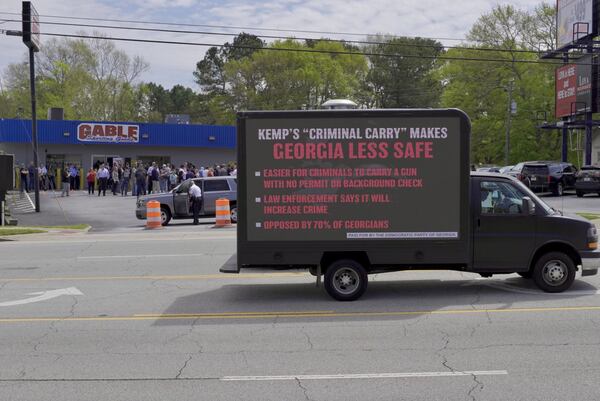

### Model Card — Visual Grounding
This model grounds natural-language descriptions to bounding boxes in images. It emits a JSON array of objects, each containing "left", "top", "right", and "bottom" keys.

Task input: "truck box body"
[{"left": 237, "top": 109, "right": 471, "bottom": 269}]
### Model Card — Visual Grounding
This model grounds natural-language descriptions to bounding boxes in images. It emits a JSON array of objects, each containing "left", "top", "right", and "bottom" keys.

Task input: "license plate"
[
  {"left": 584, "top": 177, "right": 592, "bottom": 181},
  {"left": 530, "top": 177, "right": 537, "bottom": 181}
]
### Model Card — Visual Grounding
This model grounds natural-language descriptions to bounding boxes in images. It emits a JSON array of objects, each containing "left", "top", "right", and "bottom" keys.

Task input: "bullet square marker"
[
  {"left": 255, "top": 197, "right": 261, "bottom": 203},
  {"left": 256, "top": 222, "right": 262, "bottom": 228},
  {"left": 255, "top": 171, "right": 261, "bottom": 177}
]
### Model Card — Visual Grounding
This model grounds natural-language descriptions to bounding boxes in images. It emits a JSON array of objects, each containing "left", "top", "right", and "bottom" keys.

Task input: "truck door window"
[
  {"left": 204, "top": 179, "right": 230, "bottom": 192},
  {"left": 480, "top": 181, "right": 525, "bottom": 215}
]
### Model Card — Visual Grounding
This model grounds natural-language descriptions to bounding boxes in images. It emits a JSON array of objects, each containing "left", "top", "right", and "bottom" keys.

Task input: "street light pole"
[{"left": 505, "top": 80, "right": 514, "bottom": 166}]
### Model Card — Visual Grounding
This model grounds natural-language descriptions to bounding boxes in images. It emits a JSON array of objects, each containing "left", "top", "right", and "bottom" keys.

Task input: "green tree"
[
  {"left": 1, "top": 33, "right": 149, "bottom": 121},
  {"left": 437, "top": 3, "right": 558, "bottom": 165},
  {"left": 223, "top": 39, "right": 367, "bottom": 119},
  {"left": 365, "top": 36, "right": 444, "bottom": 108}
]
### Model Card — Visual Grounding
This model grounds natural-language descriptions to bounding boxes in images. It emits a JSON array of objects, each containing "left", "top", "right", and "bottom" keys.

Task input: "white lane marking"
[
  {"left": 77, "top": 253, "right": 207, "bottom": 260},
  {"left": 220, "top": 370, "right": 508, "bottom": 381},
  {"left": 463, "top": 281, "right": 600, "bottom": 296},
  {"left": 0, "top": 287, "right": 83, "bottom": 307}
]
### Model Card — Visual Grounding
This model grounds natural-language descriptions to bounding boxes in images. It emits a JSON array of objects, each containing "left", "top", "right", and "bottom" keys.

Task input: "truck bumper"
[{"left": 580, "top": 250, "right": 600, "bottom": 276}]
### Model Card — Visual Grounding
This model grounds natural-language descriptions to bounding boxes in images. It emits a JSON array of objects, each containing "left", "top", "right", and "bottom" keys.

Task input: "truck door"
[
  {"left": 473, "top": 179, "right": 536, "bottom": 271},
  {"left": 202, "top": 179, "right": 232, "bottom": 215},
  {"left": 173, "top": 180, "right": 192, "bottom": 216}
]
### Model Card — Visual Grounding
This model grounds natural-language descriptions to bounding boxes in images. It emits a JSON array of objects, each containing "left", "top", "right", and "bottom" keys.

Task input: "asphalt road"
[{"left": 1, "top": 229, "right": 600, "bottom": 400}]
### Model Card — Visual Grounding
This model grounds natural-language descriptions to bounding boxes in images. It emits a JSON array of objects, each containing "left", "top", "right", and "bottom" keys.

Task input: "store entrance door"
[{"left": 92, "top": 155, "right": 124, "bottom": 169}]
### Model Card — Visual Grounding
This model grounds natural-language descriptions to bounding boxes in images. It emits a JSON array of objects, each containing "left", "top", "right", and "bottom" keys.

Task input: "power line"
[
  {"left": 29, "top": 32, "right": 567, "bottom": 66},
  {"left": 0, "top": 10, "right": 478, "bottom": 43},
  {"left": 0, "top": 17, "right": 545, "bottom": 55}
]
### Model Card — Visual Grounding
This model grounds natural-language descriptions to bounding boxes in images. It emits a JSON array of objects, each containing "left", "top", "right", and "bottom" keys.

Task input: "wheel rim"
[
  {"left": 542, "top": 260, "right": 568, "bottom": 286},
  {"left": 161, "top": 210, "right": 167, "bottom": 224},
  {"left": 332, "top": 267, "right": 360, "bottom": 295},
  {"left": 231, "top": 207, "right": 237, "bottom": 223}
]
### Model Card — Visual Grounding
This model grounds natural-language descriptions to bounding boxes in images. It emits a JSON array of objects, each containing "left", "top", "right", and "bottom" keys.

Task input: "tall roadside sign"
[{"left": 22, "top": 1, "right": 40, "bottom": 212}]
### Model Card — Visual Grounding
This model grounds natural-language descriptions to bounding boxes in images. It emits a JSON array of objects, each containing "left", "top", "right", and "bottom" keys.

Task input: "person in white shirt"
[{"left": 188, "top": 181, "right": 203, "bottom": 225}]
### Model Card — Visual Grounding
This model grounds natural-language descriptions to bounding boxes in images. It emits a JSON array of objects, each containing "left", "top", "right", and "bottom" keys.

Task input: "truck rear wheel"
[
  {"left": 324, "top": 259, "right": 368, "bottom": 301},
  {"left": 532, "top": 252, "right": 575, "bottom": 293}
]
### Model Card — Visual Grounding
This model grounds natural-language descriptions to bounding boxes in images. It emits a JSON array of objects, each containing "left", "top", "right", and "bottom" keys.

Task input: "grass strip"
[
  {"left": 576, "top": 213, "right": 600, "bottom": 221},
  {"left": 0, "top": 228, "right": 47, "bottom": 236}
]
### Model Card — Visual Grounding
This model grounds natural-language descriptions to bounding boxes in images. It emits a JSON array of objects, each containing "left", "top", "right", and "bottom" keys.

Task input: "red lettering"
[
  {"left": 128, "top": 126, "right": 138, "bottom": 140},
  {"left": 92, "top": 125, "right": 104, "bottom": 137},
  {"left": 105, "top": 125, "right": 117, "bottom": 137},
  {"left": 78, "top": 124, "right": 91, "bottom": 139}
]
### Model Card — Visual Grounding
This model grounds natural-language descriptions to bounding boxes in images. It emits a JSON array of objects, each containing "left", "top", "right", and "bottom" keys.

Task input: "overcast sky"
[{"left": 1, "top": 0, "right": 546, "bottom": 90}]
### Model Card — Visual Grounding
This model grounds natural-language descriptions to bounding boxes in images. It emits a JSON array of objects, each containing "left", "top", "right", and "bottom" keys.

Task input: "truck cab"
[{"left": 471, "top": 172, "right": 598, "bottom": 291}]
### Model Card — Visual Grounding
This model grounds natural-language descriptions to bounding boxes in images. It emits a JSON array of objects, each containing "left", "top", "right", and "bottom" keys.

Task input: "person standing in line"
[
  {"left": 188, "top": 180, "right": 203, "bottom": 225},
  {"left": 74, "top": 165, "right": 81, "bottom": 190},
  {"left": 97, "top": 164, "right": 109, "bottom": 196},
  {"left": 19, "top": 164, "right": 28, "bottom": 193},
  {"left": 39, "top": 165, "right": 47, "bottom": 191},
  {"left": 27, "top": 162, "right": 36, "bottom": 191},
  {"left": 169, "top": 169, "right": 178, "bottom": 191},
  {"left": 47, "top": 165, "right": 56, "bottom": 191},
  {"left": 146, "top": 163, "right": 154, "bottom": 195},
  {"left": 111, "top": 164, "right": 120, "bottom": 195},
  {"left": 121, "top": 164, "right": 131, "bottom": 196},
  {"left": 68, "top": 164, "right": 76, "bottom": 191},
  {"left": 151, "top": 162, "right": 160, "bottom": 194},
  {"left": 61, "top": 167, "right": 70, "bottom": 197},
  {"left": 86, "top": 168, "right": 96, "bottom": 195},
  {"left": 135, "top": 164, "right": 147, "bottom": 198}
]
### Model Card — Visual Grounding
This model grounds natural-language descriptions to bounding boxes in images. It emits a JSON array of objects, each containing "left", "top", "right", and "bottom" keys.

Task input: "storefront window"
[
  {"left": 46, "top": 154, "right": 82, "bottom": 169},
  {"left": 136, "top": 156, "right": 171, "bottom": 167}
]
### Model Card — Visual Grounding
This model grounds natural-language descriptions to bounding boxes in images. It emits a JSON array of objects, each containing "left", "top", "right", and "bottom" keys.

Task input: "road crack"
[
  {"left": 175, "top": 355, "right": 193, "bottom": 379},
  {"left": 467, "top": 372, "right": 484, "bottom": 401},
  {"left": 295, "top": 377, "right": 313, "bottom": 401}
]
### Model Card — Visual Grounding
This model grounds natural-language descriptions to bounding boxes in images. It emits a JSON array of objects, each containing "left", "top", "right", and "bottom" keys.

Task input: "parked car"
[
  {"left": 477, "top": 166, "right": 501, "bottom": 173},
  {"left": 505, "top": 162, "right": 526, "bottom": 179},
  {"left": 575, "top": 166, "right": 600, "bottom": 197},
  {"left": 499, "top": 165, "right": 514, "bottom": 174},
  {"left": 521, "top": 161, "right": 578, "bottom": 196},
  {"left": 136, "top": 176, "right": 237, "bottom": 225}
]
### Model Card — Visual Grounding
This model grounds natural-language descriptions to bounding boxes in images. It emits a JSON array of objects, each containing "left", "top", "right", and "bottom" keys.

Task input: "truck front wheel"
[
  {"left": 532, "top": 252, "right": 576, "bottom": 293},
  {"left": 324, "top": 259, "right": 368, "bottom": 301}
]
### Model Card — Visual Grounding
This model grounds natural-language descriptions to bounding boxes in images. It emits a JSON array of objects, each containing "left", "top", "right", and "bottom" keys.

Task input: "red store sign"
[
  {"left": 555, "top": 64, "right": 577, "bottom": 118},
  {"left": 77, "top": 123, "right": 139, "bottom": 143}
]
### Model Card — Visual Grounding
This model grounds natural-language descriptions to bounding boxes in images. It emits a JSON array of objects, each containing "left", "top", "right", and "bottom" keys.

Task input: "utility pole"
[
  {"left": 29, "top": 46, "right": 40, "bottom": 212},
  {"left": 505, "top": 80, "right": 514, "bottom": 166},
  {"left": 22, "top": 1, "right": 41, "bottom": 212}
]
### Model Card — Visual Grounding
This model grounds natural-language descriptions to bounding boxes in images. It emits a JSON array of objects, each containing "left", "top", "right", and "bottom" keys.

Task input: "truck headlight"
[{"left": 588, "top": 226, "right": 598, "bottom": 249}]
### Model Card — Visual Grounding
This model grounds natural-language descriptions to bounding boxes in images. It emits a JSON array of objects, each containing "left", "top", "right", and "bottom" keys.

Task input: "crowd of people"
[{"left": 18, "top": 161, "right": 237, "bottom": 198}]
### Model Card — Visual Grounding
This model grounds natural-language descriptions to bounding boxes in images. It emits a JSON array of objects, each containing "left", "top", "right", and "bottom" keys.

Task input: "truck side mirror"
[{"left": 522, "top": 197, "right": 535, "bottom": 215}]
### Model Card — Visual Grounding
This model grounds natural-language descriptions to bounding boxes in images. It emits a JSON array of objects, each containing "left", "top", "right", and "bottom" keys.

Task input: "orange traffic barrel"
[
  {"left": 213, "top": 198, "right": 232, "bottom": 228},
  {"left": 146, "top": 200, "right": 163, "bottom": 229}
]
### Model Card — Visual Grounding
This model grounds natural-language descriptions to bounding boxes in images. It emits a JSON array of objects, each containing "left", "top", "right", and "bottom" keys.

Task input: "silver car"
[{"left": 136, "top": 177, "right": 237, "bottom": 225}]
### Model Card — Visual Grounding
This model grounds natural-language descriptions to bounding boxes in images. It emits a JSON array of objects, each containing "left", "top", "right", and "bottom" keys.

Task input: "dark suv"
[
  {"left": 575, "top": 166, "right": 600, "bottom": 197},
  {"left": 521, "top": 162, "right": 577, "bottom": 196}
]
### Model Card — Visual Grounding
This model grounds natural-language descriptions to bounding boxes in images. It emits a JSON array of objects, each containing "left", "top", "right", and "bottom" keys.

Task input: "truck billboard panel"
[{"left": 242, "top": 114, "right": 462, "bottom": 242}]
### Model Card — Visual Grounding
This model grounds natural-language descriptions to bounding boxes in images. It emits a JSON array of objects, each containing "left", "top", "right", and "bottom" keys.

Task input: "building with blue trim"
[{"left": 0, "top": 118, "right": 236, "bottom": 169}]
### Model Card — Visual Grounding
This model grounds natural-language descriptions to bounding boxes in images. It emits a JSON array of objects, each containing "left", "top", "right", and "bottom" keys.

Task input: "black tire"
[
  {"left": 553, "top": 182, "right": 564, "bottom": 196},
  {"left": 160, "top": 206, "right": 172, "bottom": 226},
  {"left": 532, "top": 252, "right": 576, "bottom": 293},
  {"left": 576, "top": 191, "right": 584, "bottom": 198},
  {"left": 324, "top": 259, "right": 368, "bottom": 301},
  {"left": 230, "top": 205, "right": 238, "bottom": 223},
  {"left": 517, "top": 271, "right": 532, "bottom": 279}
]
